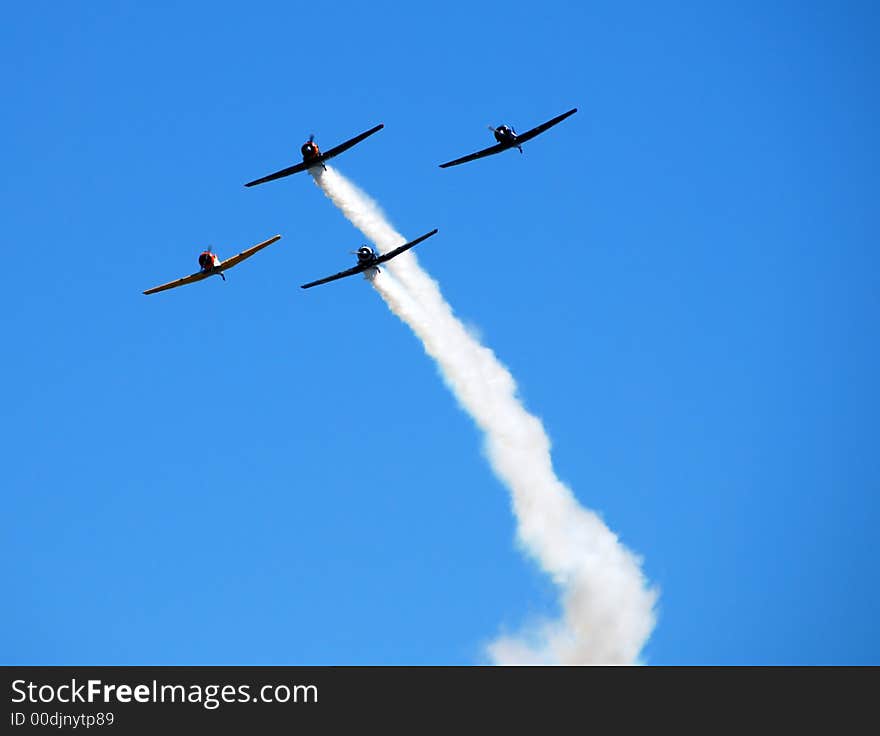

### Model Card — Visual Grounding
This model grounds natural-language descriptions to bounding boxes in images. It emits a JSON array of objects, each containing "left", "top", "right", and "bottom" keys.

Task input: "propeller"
[
  {"left": 308, "top": 133, "right": 315, "bottom": 144},
  {"left": 487, "top": 125, "right": 498, "bottom": 133}
]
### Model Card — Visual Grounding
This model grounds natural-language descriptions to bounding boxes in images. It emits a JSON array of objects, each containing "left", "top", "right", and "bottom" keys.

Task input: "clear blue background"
[{"left": 2, "top": 0, "right": 877, "bottom": 665}]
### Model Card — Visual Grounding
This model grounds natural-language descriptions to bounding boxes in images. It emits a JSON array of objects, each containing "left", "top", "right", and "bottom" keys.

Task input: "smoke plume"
[{"left": 310, "top": 166, "right": 657, "bottom": 663}]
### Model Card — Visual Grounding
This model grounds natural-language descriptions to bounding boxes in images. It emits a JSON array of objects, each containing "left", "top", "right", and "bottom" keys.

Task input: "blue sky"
[{"left": 2, "top": 1, "right": 877, "bottom": 664}]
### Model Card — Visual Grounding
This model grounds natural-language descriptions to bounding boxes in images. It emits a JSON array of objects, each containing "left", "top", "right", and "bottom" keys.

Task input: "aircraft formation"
[{"left": 142, "top": 108, "right": 577, "bottom": 295}]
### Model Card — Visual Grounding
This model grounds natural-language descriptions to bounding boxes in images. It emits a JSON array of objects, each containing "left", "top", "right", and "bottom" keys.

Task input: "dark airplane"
[
  {"left": 245, "top": 123, "right": 384, "bottom": 187},
  {"left": 439, "top": 108, "right": 577, "bottom": 168},
  {"left": 301, "top": 229, "right": 439, "bottom": 289}
]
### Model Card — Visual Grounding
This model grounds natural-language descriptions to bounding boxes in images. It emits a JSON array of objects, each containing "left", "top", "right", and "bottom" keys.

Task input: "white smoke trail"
[{"left": 310, "top": 167, "right": 657, "bottom": 663}]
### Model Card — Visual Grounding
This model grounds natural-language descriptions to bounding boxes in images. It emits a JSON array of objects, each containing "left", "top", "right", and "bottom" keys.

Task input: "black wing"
[
  {"left": 300, "top": 263, "right": 369, "bottom": 290},
  {"left": 512, "top": 107, "right": 577, "bottom": 145},
  {"left": 375, "top": 229, "right": 439, "bottom": 265},
  {"left": 438, "top": 142, "right": 510, "bottom": 169},
  {"left": 244, "top": 161, "right": 311, "bottom": 187},
  {"left": 319, "top": 123, "right": 384, "bottom": 163}
]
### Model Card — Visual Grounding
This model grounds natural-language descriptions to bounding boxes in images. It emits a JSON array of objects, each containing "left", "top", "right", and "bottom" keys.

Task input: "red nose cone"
[{"left": 301, "top": 141, "right": 321, "bottom": 160}]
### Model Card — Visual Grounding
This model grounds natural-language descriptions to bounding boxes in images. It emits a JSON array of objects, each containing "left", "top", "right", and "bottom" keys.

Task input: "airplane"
[
  {"left": 244, "top": 123, "right": 384, "bottom": 187},
  {"left": 438, "top": 108, "right": 577, "bottom": 168},
  {"left": 301, "top": 229, "right": 439, "bottom": 289},
  {"left": 143, "top": 235, "right": 282, "bottom": 295}
]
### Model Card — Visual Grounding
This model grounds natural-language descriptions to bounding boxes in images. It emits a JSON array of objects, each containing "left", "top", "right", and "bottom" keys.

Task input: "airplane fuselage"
[
  {"left": 301, "top": 140, "right": 321, "bottom": 160},
  {"left": 493, "top": 125, "right": 517, "bottom": 145},
  {"left": 355, "top": 246, "right": 381, "bottom": 278},
  {"left": 198, "top": 251, "right": 221, "bottom": 271},
  {"left": 301, "top": 141, "right": 326, "bottom": 170},
  {"left": 197, "top": 251, "right": 226, "bottom": 279},
  {"left": 492, "top": 125, "right": 523, "bottom": 153},
  {"left": 356, "top": 246, "right": 378, "bottom": 267}
]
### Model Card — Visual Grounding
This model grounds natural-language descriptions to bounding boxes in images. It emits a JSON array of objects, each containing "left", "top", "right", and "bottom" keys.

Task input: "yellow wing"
[
  {"left": 143, "top": 270, "right": 212, "bottom": 295},
  {"left": 219, "top": 234, "right": 282, "bottom": 271}
]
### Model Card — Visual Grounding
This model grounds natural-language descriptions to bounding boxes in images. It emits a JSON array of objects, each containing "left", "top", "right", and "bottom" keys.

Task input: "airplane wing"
[
  {"left": 300, "top": 263, "right": 369, "bottom": 290},
  {"left": 244, "top": 161, "right": 311, "bottom": 187},
  {"left": 143, "top": 270, "right": 212, "bottom": 295},
  {"left": 511, "top": 107, "right": 578, "bottom": 145},
  {"left": 438, "top": 142, "right": 509, "bottom": 169},
  {"left": 219, "top": 234, "right": 282, "bottom": 271},
  {"left": 319, "top": 123, "right": 385, "bottom": 163},
  {"left": 375, "top": 229, "right": 439, "bottom": 265}
]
